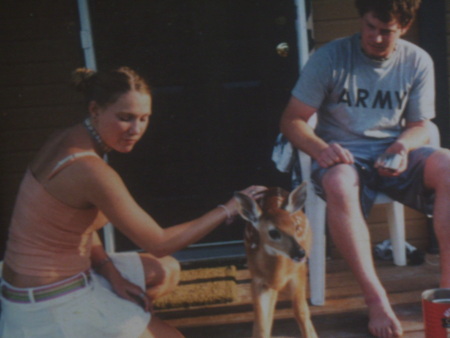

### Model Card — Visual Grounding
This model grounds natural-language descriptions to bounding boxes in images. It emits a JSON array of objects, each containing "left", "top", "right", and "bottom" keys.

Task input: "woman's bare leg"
[
  {"left": 139, "top": 253, "right": 181, "bottom": 300},
  {"left": 138, "top": 253, "right": 183, "bottom": 337},
  {"left": 139, "top": 317, "right": 184, "bottom": 338}
]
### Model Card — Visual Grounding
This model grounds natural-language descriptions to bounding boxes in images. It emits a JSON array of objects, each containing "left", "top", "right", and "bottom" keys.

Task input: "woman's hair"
[
  {"left": 355, "top": 0, "right": 422, "bottom": 28},
  {"left": 71, "top": 67, "right": 151, "bottom": 107}
]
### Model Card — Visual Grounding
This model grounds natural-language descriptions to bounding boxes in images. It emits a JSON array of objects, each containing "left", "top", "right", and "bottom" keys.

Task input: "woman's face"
[
  {"left": 90, "top": 90, "right": 151, "bottom": 153},
  {"left": 360, "top": 11, "right": 408, "bottom": 60}
]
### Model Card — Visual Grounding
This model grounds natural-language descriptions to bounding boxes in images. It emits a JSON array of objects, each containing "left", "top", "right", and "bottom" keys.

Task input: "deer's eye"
[{"left": 268, "top": 229, "right": 281, "bottom": 240}]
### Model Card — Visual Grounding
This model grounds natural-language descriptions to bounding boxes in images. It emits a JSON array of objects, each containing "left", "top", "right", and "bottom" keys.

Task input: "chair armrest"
[
  {"left": 428, "top": 121, "right": 441, "bottom": 147},
  {"left": 298, "top": 149, "right": 312, "bottom": 179}
]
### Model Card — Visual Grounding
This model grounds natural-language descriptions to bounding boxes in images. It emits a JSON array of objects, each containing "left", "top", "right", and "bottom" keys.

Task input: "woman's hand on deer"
[
  {"left": 239, "top": 185, "right": 267, "bottom": 200},
  {"left": 223, "top": 185, "right": 267, "bottom": 221}
]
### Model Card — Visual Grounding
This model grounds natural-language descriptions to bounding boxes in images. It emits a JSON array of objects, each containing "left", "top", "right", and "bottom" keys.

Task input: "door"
[{"left": 89, "top": 0, "right": 299, "bottom": 251}]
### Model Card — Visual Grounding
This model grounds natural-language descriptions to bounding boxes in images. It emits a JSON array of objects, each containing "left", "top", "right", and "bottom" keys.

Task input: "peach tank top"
[{"left": 4, "top": 152, "right": 107, "bottom": 277}]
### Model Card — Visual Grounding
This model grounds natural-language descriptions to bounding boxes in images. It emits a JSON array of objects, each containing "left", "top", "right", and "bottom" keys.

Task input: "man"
[{"left": 280, "top": 0, "right": 450, "bottom": 337}]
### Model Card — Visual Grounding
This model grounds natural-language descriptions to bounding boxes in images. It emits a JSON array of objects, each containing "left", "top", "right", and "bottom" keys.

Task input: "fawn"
[{"left": 235, "top": 183, "right": 318, "bottom": 338}]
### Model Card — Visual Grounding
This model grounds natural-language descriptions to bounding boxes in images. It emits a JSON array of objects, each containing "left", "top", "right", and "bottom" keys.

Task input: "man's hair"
[{"left": 355, "top": 0, "right": 422, "bottom": 28}]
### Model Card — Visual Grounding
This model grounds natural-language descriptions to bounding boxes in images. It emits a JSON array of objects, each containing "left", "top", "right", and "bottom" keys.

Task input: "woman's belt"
[{"left": 1, "top": 270, "right": 91, "bottom": 303}]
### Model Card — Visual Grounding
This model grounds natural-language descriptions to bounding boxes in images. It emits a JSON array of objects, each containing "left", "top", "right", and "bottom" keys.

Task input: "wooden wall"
[
  {"left": 447, "top": 0, "right": 450, "bottom": 112},
  {"left": 0, "top": 1, "right": 85, "bottom": 258}
]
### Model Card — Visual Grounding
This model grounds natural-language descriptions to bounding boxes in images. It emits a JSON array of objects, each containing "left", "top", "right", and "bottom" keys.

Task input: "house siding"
[
  {"left": 447, "top": 0, "right": 450, "bottom": 114},
  {"left": 0, "top": 0, "right": 85, "bottom": 258}
]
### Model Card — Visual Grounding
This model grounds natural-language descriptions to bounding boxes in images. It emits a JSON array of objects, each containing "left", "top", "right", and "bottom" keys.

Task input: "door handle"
[{"left": 276, "top": 42, "right": 289, "bottom": 57}]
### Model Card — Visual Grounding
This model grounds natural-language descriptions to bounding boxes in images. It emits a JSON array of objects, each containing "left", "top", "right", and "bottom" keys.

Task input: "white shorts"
[{"left": 0, "top": 252, "right": 151, "bottom": 338}]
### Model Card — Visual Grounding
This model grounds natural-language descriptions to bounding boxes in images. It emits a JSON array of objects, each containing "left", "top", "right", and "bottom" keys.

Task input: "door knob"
[{"left": 276, "top": 42, "right": 289, "bottom": 57}]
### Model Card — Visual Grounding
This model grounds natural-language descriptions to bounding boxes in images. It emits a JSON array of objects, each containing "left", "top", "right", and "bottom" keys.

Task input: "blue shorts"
[{"left": 311, "top": 144, "right": 437, "bottom": 218}]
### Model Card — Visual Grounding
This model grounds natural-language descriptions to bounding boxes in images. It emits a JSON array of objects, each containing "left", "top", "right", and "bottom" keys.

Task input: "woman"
[{"left": 0, "top": 67, "right": 266, "bottom": 337}]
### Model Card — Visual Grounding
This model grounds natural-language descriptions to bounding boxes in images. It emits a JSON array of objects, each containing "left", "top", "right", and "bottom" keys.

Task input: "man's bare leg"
[
  {"left": 424, "top": 149, "right": 450, "bottom": 288},
  {"left": 323, "top": 164, "right": 403, "bottom": 338}
]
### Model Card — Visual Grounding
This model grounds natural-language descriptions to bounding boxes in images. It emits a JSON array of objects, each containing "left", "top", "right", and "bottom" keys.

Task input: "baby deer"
[{"left": 235, "top": 183, "right": 317, "bottom": 338}]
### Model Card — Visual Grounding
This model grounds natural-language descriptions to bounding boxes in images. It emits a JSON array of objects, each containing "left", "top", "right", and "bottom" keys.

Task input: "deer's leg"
[
  {"left": 290, "top": 266, "right": 318, "bottom": 338},
  {"left": 251, "top": 278, "right": 278, "bottom": 338}
]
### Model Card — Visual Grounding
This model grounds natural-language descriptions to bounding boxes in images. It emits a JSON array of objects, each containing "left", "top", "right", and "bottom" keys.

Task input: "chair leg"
[
  {"left": 386, "top": 202, "right": 407, "bottom": 266},
  {"left": 307, "top": 189, "right": 327, "bottom": 305}
]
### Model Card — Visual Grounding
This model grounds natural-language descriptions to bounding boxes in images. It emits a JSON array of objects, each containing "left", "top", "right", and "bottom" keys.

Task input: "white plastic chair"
[{"left": 300, "top": 115, "right": 441, "bottom": 306}]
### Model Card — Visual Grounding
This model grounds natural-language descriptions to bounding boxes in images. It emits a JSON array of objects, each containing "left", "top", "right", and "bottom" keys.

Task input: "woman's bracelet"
[
  {"left": 218, "top": 204, "right": 233, "bottom": 224},
  {"left": 94, "top": 256, "right": 112, "bottom": 271}
]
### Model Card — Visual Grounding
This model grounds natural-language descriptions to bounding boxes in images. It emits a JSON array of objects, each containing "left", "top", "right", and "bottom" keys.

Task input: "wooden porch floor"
[{"left": 155, "top": 254, "right": 441, "bottom": 337}]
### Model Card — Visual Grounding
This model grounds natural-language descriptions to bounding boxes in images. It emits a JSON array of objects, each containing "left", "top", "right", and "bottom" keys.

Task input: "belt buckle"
[{"left": 81, "top": 270, "right": 91, "bottom": 286}]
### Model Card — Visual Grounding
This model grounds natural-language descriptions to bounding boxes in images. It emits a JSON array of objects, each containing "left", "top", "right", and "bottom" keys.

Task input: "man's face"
[{"left": 360, "top": 11, "right": 409, "bottom": 60}]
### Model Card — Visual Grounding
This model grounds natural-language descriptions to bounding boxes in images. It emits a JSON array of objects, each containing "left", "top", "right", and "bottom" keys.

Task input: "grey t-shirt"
[{"left": 291, "top": 33, "right": 435, "bottom": 147}]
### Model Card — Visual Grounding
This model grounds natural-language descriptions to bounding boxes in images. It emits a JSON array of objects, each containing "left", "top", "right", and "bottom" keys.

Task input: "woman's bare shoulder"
[
  {"left": 40, "top": 154, "right": 119, "bottom": 209},
  {"left": 30, "top": 125, "right": 84, "bottom": 176},
  {"left": 28, "top": 124, "right": 122, "bottom": 208}
]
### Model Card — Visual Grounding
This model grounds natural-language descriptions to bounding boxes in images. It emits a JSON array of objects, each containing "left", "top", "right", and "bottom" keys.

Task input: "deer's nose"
[{"left": 291, "top": 247, "right": 306, "bottom": 262}]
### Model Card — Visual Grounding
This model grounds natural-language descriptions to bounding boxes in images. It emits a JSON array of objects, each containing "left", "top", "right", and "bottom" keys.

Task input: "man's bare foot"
[{"left": 367, "top": 300, "right": 403, "bottom": 337}]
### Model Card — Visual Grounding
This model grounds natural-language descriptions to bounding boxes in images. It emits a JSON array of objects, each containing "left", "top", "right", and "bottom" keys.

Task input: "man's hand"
[
  {"left": 374, "top": 141, "right": 408, "bottom": 177},
  {"left": 316, "top": 143, "right": 354, "bottom": 168}
]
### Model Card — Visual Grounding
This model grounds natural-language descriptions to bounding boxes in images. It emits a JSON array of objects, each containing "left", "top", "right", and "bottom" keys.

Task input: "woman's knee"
[
  {"left": 160, "top": 256, "right": 181, "bottom": 287},
  {"left": 140, "top": 253, "right": 181, "bottom": 288}
]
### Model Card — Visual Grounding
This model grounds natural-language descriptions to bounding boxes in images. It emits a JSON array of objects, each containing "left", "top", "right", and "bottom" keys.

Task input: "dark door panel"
[{"left": 90, "top": 0, "right": 298, "bottom": 250}]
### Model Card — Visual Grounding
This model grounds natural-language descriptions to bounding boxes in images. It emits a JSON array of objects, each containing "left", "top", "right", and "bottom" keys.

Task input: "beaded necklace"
[{"left": 83, "top": 117, "right": 112, "bottom": 154}]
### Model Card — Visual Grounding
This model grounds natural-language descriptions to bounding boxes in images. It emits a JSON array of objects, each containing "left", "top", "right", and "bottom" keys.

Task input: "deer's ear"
[
  {"left": 234, "top": 192, "right": 262, "bottom": 224},
  {"left": 285, "top": 182, "right": 307, "bottom": 214}
]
